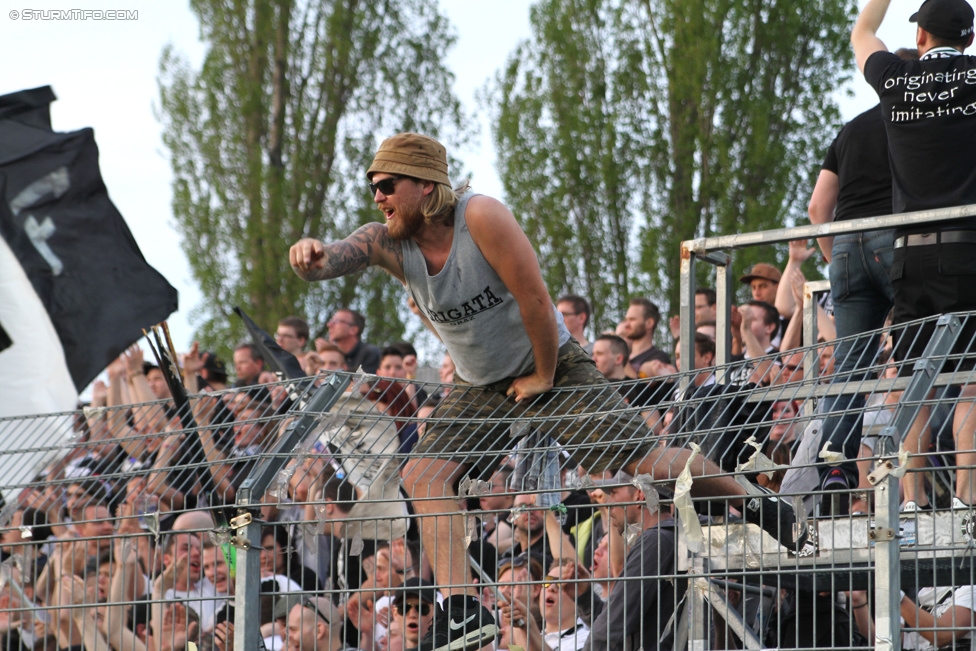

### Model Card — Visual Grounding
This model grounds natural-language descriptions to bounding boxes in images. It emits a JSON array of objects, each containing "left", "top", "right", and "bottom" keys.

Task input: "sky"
[{"left": 0, "top": 0, "right": 926, "bottom": 383}]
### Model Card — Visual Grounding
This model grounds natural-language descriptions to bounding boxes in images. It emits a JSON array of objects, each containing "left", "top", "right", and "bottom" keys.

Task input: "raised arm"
[
  {"left": 465, "top": 196, "right": 559, "bottom": 401},
  {"left": 775, "top": 240, "right": 816, "bottom": 318},
  {"left": 290, "top": 222, "right": 405, "bottom": 283},
  {"left": 852, "top": 0, "right": 891, "bottom": 72}
]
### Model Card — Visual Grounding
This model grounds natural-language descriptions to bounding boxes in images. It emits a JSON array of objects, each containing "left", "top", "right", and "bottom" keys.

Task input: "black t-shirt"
[
  {"left": 345, "top": 340, "right": 380, "bottom": 374},
  {"left": 627, "top": 345, "right": 671, "bottom": 373},
  {"left": 611, "top": 379, "right": 676, "bottom": 410},
  {"left": 822, "top": 105, "right": 893, "bottom": 222},
  {"left": 865, "top": 50, "right": 976, "bottom": 233}
]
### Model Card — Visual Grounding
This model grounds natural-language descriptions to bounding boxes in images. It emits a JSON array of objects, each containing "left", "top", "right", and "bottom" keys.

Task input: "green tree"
[
  {"left": 158, "top": 0, "right": 468, "bottom": 358},
  {"left": 487, "top": 0, "right": 854, "bottom": 330}
]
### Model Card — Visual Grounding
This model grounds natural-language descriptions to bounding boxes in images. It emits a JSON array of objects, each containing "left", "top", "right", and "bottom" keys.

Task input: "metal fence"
[
  {"left": 0, "top": 324, "right": 974, "bottom": 651},
  {"left": 3, "top": 207, "right": 976, "bottom": 651}
]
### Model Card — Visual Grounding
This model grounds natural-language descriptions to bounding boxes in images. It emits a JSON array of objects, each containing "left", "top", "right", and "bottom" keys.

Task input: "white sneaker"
[
  {"left": 900, "top": 501, "right": 930, "bottom": 513},
  {"left": 951, "top": 497, "right": 971, "bottom": 510}
]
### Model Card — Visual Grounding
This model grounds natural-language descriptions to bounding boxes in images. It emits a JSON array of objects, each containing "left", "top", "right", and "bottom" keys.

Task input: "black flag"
[
  {"left": 0, "top": 86, "right": 178, "bottom": 394},
  {"left": 233, "top": 306, "right": 307, "bottom": 381}
]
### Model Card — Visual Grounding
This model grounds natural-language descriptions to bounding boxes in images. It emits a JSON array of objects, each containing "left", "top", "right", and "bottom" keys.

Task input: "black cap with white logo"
[{"left": 910, "top": 0, "right": 975, "bottom": 40}]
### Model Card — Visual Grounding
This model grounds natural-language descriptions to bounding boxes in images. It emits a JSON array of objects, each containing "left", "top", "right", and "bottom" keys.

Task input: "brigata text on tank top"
[{"left": 401, "top": 193, "right": 570, "bottom": 385}]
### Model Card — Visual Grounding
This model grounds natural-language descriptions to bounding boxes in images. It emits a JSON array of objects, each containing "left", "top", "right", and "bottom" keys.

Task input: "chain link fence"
[{"left": 1, "top": 312, "right": 976, "bottom": 651}]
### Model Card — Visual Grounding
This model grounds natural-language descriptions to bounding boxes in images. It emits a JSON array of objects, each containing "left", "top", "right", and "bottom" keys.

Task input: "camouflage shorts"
[{"left": 414, "top": 340, "right": 655, "bottom": 479}]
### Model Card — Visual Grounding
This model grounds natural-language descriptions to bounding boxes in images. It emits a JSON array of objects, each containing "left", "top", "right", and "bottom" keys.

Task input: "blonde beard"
[{"left": 387, "top": 206, "right": 424, "bottom": 241}]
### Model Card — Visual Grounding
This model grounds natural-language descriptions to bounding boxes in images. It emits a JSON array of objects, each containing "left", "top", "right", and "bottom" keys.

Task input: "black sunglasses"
[
  {"left": 393, "top": 601, "right": 431, "bottom": 616},
  {"left": 369, "top": 176, "right": 405, "bottom": 196},
  {"left": 302, "top": 596, "right": 330, "bottom": 624}
]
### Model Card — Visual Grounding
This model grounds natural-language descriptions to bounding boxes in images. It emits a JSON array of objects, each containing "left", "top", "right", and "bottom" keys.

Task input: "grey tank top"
[{"left": 401, "top": 193, "right": 570, "bottom": 385}]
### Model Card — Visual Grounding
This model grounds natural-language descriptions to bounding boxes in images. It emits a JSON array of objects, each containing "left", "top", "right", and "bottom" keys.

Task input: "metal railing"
[{"left": 0, "top": 328, "right": 973, "bottom": 650}]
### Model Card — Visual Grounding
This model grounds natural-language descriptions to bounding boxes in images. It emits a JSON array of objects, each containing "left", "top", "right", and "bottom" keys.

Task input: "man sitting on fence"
[{"left": 290, "top": 132, "right": 805, "bottom": 651}]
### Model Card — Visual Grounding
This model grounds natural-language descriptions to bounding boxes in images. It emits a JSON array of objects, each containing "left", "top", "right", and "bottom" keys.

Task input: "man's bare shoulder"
[
  {"left": 463, "top": 195, "right": 522, "bottom": 243},
  {"left": 463, "top": 194, "right": 511, "bottom": 221}
]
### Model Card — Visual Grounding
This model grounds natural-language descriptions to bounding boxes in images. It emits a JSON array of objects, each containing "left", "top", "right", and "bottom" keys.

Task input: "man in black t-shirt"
[
  {"left": 807, "top": 49, "right": 918, "bottom": 502},
  {"left": 853, "top": 0, "right": 976, "bottom": 509}
]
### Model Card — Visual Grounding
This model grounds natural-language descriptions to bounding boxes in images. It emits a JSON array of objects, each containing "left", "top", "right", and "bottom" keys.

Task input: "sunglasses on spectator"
[
  {"left": 542, "top": 576, "right": 572, "bottom": 592},
  {"left": 302, "top": 597, "right": 331, "bottom": 624},
  {"left": 369, "top": 176, "right": 406, "bottom": 196},
  {"left": 393, "top": 601, "right": 431, "bottom": 616}
]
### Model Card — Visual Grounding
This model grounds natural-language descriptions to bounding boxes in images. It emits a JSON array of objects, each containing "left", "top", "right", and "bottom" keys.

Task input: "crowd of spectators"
[{"left": 0, "top": 252, "right": 972, "bottom": 651}]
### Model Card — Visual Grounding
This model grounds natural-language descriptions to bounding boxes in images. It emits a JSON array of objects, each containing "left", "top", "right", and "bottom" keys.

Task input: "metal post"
[
  {"left": 871, "top": 314, "right": 961, "bottom": 651},
  {"left": 233, "top": 513, "right": 265, "bottom": 651},
  {"left": 679, "top": 247, "right": 697, "bottom": 398},
  {"left": 802, "top": 280, "right": 829, "bottom": 386},
  {"left": 687, "top": 557, "right": 708, "bottom": 651},
  {"left": 231, "top": 374, "right": 351, "bottom": 651},
  {"left": 715, "top": 257, "right": 733, "bottom": 380}
]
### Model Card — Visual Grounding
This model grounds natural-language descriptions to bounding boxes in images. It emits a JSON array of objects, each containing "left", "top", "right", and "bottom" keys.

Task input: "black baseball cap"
[
  {"left": 396, "top": 578, "right": 438, "bottom": 606},
  {"left": 910, "top": 0, "right": 975, "bottom": 40}
]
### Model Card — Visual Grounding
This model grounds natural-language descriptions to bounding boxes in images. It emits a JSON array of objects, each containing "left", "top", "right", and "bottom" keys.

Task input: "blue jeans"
[{"left": 819, "top": 229, "right": 895, "bottom": 485}]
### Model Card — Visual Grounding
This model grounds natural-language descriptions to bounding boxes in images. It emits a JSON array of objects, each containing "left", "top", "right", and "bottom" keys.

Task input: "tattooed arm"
[{"left": 289, "top": 222, "right": 405, "bottom": 283}]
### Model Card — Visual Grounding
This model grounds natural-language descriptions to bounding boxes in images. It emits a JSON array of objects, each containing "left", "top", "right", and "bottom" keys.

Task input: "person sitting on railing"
[{"left": 291, "top": 132, "right": 808, "bottom": 651}]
